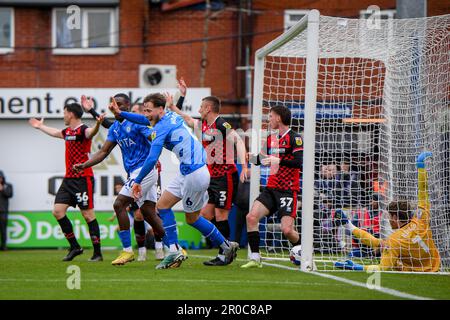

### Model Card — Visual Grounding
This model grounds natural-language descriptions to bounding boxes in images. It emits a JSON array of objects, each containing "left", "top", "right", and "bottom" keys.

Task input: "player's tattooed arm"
[
  {"left": 73, "top": 140, "right": 117, "bottom": 172},
  {"left": 81, "top": 95, "right": 113, "bottom": 129},
  {"left": 165, "top": 91, "right": 197, "bottom": 129},
  {"left": 176, "top": 77, "right": 187, "bottom": 108},
  {"left": 28, "top": 118, "right": 64, "bottom": 139}
]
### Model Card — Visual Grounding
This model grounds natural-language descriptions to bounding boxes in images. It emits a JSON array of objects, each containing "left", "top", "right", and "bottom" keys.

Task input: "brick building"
[{"left": 0, "top": 0, "right": 448, "bottom": 126}]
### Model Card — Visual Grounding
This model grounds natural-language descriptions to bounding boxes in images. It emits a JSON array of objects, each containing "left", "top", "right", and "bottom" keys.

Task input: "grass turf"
[{"left": 0, "top": 249, "right": 449, "bottom": 300}]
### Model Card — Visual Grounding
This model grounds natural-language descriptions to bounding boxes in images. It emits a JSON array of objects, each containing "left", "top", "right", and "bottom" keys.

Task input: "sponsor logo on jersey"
[
  {"left": 223, "top": 122, "right": 232, "bottom": 129},
  {"left": 203, "top": 134, "right": 214, "bottom": 142},
  {"left": 295, "top": 137, "right": 303, "bottom": 146},
  {"left": 65, "top": 136, "right": 77, "bottom": 141},
  {"left": 269, "top": 148, "right": 286, "bottom": 154}
]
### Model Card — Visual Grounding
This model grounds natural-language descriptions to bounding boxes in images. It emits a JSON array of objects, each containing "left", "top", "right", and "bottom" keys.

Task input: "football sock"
[
  {"left": 216, "top": 220, "right": 230, "bottom": 239},
  {"left": 247, "top": 231, "right": 260, "bottom": 254},
  {"left": 216, "top": 220, "right": 230, "bottom": 255},
  {"left": 158, "top": 209, "right": 179, "bottom": 250},
  {"left": 87, "top": 219, "right": 101, "bottom": 255},
  {"left": 57, "top": 216, "right": 80, "bottom": 249},
  {"left": 191, "top": 216, "right": 226, "bottom": 247},
  {"left": 138, "top": 247, "right": 146, "bottom": 255},
  {"left": 118, "top": 230, "right": 132, "bottom": 252},
  {"left": 133, "top": 220, "right": 146, "bottom": 248}
]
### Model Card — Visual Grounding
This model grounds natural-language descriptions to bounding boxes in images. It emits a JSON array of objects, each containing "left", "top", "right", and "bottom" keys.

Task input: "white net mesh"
[{"left": 257, "top": 14, "right": 450, "bottom": 271}]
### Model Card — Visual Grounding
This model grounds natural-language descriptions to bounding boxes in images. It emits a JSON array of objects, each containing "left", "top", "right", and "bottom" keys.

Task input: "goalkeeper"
[{"left": 334, "top": 152, "right": 441, "bottom": 272}]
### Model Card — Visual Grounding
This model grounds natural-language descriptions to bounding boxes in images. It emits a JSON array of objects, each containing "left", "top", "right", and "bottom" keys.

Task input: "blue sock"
[
  {"left": 191, "top": 216, "right": 225, "bottom": 247},
  {"left": 159, "top": 208, "right": 178, "bottom": 246},
  {"left": 118, "top": 230, "right": 131, "bottom": 249}
]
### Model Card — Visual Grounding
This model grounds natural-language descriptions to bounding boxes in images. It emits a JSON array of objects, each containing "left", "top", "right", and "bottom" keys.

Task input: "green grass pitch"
[{"left": 0, "top": 249, "right": 449, "bottom": 300}]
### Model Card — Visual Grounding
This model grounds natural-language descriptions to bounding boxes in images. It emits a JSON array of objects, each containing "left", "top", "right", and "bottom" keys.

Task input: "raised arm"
[
  {"left": 85, "top": 114, "right": 105, "bottom": 139},
  {"left": 81, "top": 95, "right": 113, "bottom": 129},
  {"left": 417, "top": 151, "right": 432, "bottom": 213},
  {"left": 28, "top": 118, "right": 63, "bottom": 139},
  {"left": 166, "top": 91, "right": 197, "bottom": 129}
]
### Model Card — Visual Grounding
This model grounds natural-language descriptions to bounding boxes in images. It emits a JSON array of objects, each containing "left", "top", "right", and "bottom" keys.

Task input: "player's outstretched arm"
[
  {"left": 73, "top": 140, "right": 116, "bottom": 173},
  {"left": 334, "top": 209, "right": 382, "bottom": 249},
  {"left": 28, "top": 118, "right": 63, "bottom": 139},
  {"left": 85, "top": 114, "right": 105, "bottom": 139},
  {"left": 81, "top": 95, "right": 113, "bottom": 129},
  {"left": 417, "top": 151, "right": 432, "bottom": 213}
]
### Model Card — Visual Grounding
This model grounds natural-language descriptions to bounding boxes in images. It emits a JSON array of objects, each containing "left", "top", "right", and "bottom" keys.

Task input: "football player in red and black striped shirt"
[
  {"left": 242, "top": 105, "right": 303, "bottom": 269},
  {"left": 168, "top": 78, "right": 248, "bottom": 266},
  {"left": 29, "top": 103, "right": 104, "bottom": 262}
]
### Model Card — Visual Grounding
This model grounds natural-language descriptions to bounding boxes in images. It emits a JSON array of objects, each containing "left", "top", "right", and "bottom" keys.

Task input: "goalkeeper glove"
[
  {"left": 333, "top": 209, "right": 349, "bottom": 227},
  {"left": 416, "top": 151, "right": 432, "bottom": 169},
  {"left": 334, "top": 259, "right": 364, "bottom": 271}
]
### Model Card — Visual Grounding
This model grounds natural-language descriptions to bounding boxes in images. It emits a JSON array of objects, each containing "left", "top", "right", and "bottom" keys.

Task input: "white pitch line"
[
  {"left": 260, "top": 260, "right": 434, "bottom": 300},
  {"left": 193, "top": 254, "right": 433, "bottom": 300},
  {"left": 309, "top": 271, "right": 433, "bottom": 300}
]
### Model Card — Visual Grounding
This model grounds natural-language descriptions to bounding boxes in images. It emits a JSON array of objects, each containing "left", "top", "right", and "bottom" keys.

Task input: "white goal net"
[{"left": 251, "top": 10, "right": 450, "bottom": 272}]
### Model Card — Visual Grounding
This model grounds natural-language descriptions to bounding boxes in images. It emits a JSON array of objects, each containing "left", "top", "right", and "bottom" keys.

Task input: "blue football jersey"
[
  {"left": 106, "top": 120, "right": 153, "bottom": 175},
  {"left": 153, "top": 111, "right": 206, "bottom": 175}
]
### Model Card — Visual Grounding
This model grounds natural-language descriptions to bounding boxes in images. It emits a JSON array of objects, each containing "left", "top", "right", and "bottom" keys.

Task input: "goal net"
[{"left": 250, "top": 10, "right": 450, "bottom": 272}]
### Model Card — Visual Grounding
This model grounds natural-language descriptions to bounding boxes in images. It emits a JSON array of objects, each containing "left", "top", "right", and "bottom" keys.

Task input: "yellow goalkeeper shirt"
[{"left": 379, "top": 204, "right": 441, "bottom": 272}]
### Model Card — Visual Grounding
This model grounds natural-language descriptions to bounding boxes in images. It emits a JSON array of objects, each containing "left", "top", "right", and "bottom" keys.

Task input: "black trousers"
[{"left": 0, "top": 212, "right": 7, "bottom": 249}]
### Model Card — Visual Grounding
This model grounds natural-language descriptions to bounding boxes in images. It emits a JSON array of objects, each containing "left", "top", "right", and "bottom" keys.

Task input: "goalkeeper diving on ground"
[{"left": 334, "top": 152, "right": 441, "bottom": 272}]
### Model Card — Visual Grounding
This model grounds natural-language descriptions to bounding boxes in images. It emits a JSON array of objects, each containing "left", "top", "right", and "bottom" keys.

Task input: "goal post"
[
  {"left": 250, "top": 10, "right": 319, "bottom": 271},
  {"left": 250, "top": 10, "right": 450, "bottom": 272}
]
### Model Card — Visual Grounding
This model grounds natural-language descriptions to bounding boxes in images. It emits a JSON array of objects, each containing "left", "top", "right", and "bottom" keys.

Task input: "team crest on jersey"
[
  {"left": 295, "top": 137, "right": 303, "bottom": 146},
  {"left": 151, "top": 131, "right": 157, "bottom": 141},
  {"left": 126, "top": 126, "right": 131, "bottom": 133},
  {"left": 223, "top": 122, "right": 232, "bottom": 129}
]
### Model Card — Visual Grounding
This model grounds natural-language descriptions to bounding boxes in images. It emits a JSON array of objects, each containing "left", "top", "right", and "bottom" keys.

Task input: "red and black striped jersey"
[
  {"left": 264, "top": 129, "right": 303, "bottom": 191},
  {"left": 62, "top": 124, "right": 94, "bottom": 178},
  {"left": 200, "top": 116, "right": 237, "bottom": 178}
]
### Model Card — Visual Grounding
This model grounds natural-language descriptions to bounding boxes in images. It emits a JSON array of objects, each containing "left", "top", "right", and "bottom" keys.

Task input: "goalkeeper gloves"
[
  {"left": 334, "top": 259, "right": 364, "bottom": 271},
  {"left": 333, "top": 209, "right": 349, "bottom": 227},
  {"left": 416, "top": 151, "right": 432, "bottom": 169}
]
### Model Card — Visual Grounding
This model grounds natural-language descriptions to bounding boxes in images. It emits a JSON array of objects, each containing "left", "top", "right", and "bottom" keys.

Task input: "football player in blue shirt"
[
  {"left": 109, "top": 93, "right": 239, "bottom": 269},
  {"left": 74, "top": 93, "right": 165, "bottom": 266}
]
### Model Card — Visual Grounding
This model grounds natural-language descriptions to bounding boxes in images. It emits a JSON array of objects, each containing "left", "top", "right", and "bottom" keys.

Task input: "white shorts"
[
  {"left": 166, "top": 165, "right": 210, "bottom": 213},
  {"left": 120, "top": 167, "right": 157, "bottom": 207}
]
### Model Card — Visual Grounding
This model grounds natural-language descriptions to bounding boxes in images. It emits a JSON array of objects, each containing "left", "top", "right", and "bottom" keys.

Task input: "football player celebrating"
[
  {"left": 109, "top": 93, "right": 240, "bottom": 269},
  {"left": 74, "top": 94, "right": 165, "bottom": 266},
  {"left": 168, "top": 78, "right": 248, "bottom": 266}
]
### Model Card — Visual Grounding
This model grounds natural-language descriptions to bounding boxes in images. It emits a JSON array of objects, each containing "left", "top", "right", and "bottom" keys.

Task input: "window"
[
  {"left": 52, "top": 7, "right": 118, "bottom": 55},
  {"left": 360, "top": 9, "right": 396, "bottom": 20},
  {"left": 0, "top": 7, "right": 14, "bottom": 54},
  {"left": 284, "top": 10, "right": 309, "bottom": 30}
]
